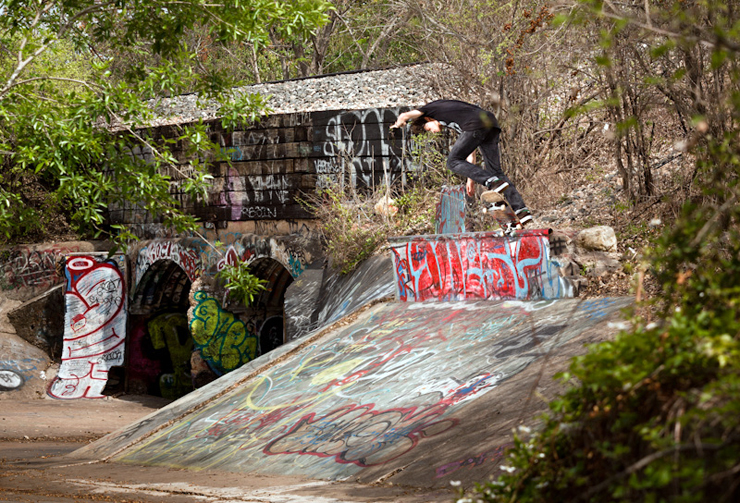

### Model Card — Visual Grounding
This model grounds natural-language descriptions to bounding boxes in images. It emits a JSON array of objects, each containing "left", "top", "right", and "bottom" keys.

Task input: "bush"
[
  {"left": 304, "top": 131, "right": 466, "bottom": 274},
  {"left": 461, "top": 2, "right": 740, "bottom": 501}
]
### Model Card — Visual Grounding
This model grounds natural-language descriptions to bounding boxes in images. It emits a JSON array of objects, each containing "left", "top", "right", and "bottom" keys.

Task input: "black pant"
[{"left": 447, "top": 128, "right": 526, "bottom": 211}]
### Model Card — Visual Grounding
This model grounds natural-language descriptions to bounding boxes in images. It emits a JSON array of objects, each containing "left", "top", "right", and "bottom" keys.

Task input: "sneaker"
[
  {"left": 515, "top": 207, "right": 533, "bottom": 226},
  {"left": 481, "top": 190, "right": 505, "bottom": 204},
  {"left": 485, "top": 176, "right": 510, "bottom": 193}
]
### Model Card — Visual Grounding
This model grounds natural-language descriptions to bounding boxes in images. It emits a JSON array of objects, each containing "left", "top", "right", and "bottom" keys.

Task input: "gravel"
[{"left": 148, "top": 64, "right": 444, "bottom": 126}]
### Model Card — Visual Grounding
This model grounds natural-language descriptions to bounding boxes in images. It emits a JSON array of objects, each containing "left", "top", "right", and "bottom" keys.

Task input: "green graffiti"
[
  {"left": 148, "top": 312, "right": 194, "bottom": 399},
  {"left": 189, "top": 291, "right": 258, "bottom": 375}
]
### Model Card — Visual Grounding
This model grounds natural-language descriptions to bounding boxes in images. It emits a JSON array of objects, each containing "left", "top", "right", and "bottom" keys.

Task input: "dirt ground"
[{"left": 0, "top": 395, "right": 456, "bottom": 503}]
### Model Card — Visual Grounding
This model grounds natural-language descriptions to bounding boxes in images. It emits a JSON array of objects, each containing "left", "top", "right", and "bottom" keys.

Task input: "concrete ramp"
[{"left": 73, "top": 297, "right": 631, "bottom": 488}]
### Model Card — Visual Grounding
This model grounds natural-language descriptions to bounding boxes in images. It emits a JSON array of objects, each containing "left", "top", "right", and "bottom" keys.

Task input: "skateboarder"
[{"left": 391, "top": 99, "right": 532, "bottom": 226}]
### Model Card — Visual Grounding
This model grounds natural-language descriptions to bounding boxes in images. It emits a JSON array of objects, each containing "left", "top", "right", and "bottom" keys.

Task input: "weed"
[
  {"left": 217, "top": 261, "right": 267, "bottom": 305},
  {"left": 301, "top": 131, "right": 460, "bottom": 274}
]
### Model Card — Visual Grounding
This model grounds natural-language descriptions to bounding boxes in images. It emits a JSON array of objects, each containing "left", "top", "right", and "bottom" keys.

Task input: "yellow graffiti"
[
  {"left": 311, "top": 358, "right": 364, "bottom": 386},
  {"left": 190, "top": 292, "right": 257, "bottom": 374}
]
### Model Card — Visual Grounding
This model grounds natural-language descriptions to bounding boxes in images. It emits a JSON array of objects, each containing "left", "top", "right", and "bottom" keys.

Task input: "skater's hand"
[
  {"left": 466, "top": 178, "right": 476, "bottom": 198},
  {"left": 391, "top": 110, "right": 422, "bottom": 130}
]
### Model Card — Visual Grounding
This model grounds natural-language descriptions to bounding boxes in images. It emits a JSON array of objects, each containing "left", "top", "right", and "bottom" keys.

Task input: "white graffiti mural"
[
  {"left": 47, "top": 256, "right": 127, "bottom": 399},
  {"left": 319, "top": 108, "right": 411, "bottom": 189}
]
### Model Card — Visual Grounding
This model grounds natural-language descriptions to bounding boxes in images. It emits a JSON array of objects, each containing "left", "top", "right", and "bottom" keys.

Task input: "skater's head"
[{"left": 410, "top": 116, "right": 442, "bottom": 134}]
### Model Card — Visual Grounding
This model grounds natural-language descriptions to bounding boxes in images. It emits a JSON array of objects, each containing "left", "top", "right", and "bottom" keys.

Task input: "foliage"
[
  {"left": 308, "top": 181, "right": 389, "bottom": 275},
  {"left": 0, "top": 0, "right": 331, "bottom": 247},
  {"left": 318, "top": 0, "right": 421, "bottom": 73},
  {"left": 302, "top": 130, "right": 466, "bottom": 274},
  {"left": 217, "top": 261, "right": 268, "bottom": 306},
  {"left": 464, "top": 1, "right": 740, "bottom": 501}
]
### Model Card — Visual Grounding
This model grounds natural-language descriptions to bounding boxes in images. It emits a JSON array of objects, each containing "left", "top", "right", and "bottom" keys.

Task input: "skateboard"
[{"left": 481, "top": 191, "right": 523, "bottom": 236}]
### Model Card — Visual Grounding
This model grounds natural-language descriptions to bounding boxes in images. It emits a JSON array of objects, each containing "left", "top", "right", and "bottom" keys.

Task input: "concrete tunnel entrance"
[
  {"left": 125, "top": 259, "right": 193, "bottom": 399},
  {"left": 122, "top": 257, "right": 293, "bottom": 400}
]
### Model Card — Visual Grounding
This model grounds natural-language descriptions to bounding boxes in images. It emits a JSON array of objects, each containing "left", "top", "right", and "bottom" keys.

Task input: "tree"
[
  {"left": 463, "top": 1, "right": 740, "bottom": 501},
  {"left": 396, "top": 0, "right": 610, "bottom": 205},
  {"left": 0, "top": 0, "right": 332, "bottom": 246}
]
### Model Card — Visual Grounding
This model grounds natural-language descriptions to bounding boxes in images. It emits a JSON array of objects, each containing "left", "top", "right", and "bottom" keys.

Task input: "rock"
[
  {"left": 573, "top": 252, "right": 622, "bottom": 278},
  {"left": 551, "top": 256, "right": 580, "bottom": 277},
  {"left": 576, "top": 226, "right": 618, "bottom": 252}
]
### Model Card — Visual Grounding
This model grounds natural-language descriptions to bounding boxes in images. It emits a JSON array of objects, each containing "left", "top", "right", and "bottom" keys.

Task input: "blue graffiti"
[
  {"left": 0, "top": 357, "right": 46, "bottom": 391},
  {"left": 579, "top": 298, "right": 617, "bottom": 319},
  {"left": 288, "top": 254, "right": 305, "bottom": 278},
  {"left": 222, "top": 146, "right": 244, "bottom": 161},
  {"left": 435, "top": 185, "right": 466, "bottom": 234}
]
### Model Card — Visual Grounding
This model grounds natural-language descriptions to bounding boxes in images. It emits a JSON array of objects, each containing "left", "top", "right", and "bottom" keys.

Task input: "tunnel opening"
[
  {"left": 120, "top": 256, "right": 294, "bottom": 399},
  {"left": 124, "top": 259, "right": 192, "bottom": 399}
]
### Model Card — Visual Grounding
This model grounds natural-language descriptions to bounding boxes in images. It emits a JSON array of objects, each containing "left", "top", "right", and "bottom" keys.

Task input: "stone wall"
[{"left": 111, "top": 108, "right": 412, "bottom": 228}]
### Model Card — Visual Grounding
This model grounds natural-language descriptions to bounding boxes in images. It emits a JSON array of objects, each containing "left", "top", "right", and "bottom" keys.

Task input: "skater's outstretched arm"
[{"left": 391, "top": 110, "right": 423, "bottom": 129}]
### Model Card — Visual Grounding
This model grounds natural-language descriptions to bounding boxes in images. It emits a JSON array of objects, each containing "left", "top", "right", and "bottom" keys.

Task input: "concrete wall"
[
  {"left": 0, "top": 293, "right": 52, "bottom": 400},
  {"left": 0, "top": 243, "right": 108, "bottom": 399},
  {"left": 0, "top": 242, "right": 108, "bottom": 301},
  {"left": 389, "top": 230, "right": 576, "bottom": 302}
]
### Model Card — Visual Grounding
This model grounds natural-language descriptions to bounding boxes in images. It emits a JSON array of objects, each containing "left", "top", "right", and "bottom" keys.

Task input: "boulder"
[{"left": 576, "top": 226, "right": 618, "bottom": 253}]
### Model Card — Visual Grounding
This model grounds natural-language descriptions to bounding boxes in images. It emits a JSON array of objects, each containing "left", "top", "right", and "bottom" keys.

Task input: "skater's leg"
[
  {"left": 447, "top": 130, "right": 492, "bottom": 185},
  {"left": 478, "top": 128, "right": 527, "bottom": 212}
]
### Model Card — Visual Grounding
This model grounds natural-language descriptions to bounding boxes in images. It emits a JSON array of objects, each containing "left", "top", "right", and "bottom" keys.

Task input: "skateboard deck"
[{"left": 481, "top": 191, "right": 522, "bottom": 235}]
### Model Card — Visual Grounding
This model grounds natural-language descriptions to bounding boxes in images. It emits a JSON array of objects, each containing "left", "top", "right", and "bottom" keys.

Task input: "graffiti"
[
  {"left": 114, "top": 108, "right": 417, "bottom": 227},
  {"left": 214, "top": 240, "right": 306, "bottom": 280},
  {"left": 435, "top": 443, "right": 514, "bottom": 479},
  {"left": 48, "top": 256, "right": 126, "bottom": 399},
  {"left": 220, "top": 168, "right": 291, "bottom": 220},
  {"left": 189, "top": 292, "right": 258, "bottom": 375},
  {"left": 114, "top": 298, "right": 632, "bottom": 480},
  {"left": 320, "top": 108, "right": 409, "bottom": 189},
  {"left": 216, "top": 245, "right": 252, "bottom": 272},
  {"left": 578, "top": 298, "right": 617, "bottom": 320},
  {"left": 148, "top": 313, "right": 193, "bottom": 399},
  {"left": 222, "top": 145, "right": 244, "bottom": 162},
  {"left": 0, "top": 358, "right": 46, "bottom": 391},
  {"left": 390, "top": 231, "right": 575, "bottom": 302},
  {"left": 315, "top": 256, "right": 397, "bottom": 328},
  {"left": 315, "top": 158, "right": 342, "bottom": 189},
  {"left": 240, "top": 205, "right": 278, "bottom": 219},
  {"left": 219, "top": 166, "right": 246, "bottom": 220},
  {"left": 254, "top": 220, "right": 281, "bottom": 236},
  {"left": 0, "top": 369, "right": 24, "bottom": 391},
  {"left": 0, "top": 246, "right": 77, "bottom": 291},
  {"left": 435, "top": 185, "right": 466, "bottom": 234},
  {"left": 264, "top": 402, "right": 457, "bottom": 467},
  {"left": 136, "top": 241, "right": 200, "bottom": 286}
]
